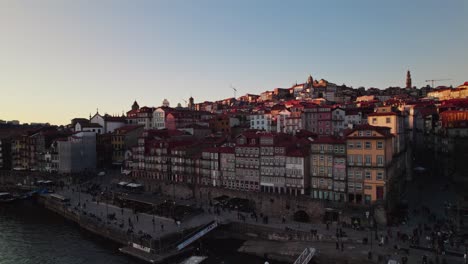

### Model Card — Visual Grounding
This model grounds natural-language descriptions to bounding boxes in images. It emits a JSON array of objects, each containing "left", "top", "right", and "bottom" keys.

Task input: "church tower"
[
  {"left": 406, "top": 70, "right": 412, "bottom": 88},
  {"left": 307, "top": 74, "right": 314, "bottom": 88},
  {"left": 131, "top": 100, "right": 140, "bottom": 111},
  {"left": 188, "top": 96, "right": 194, "bottom": 110}
]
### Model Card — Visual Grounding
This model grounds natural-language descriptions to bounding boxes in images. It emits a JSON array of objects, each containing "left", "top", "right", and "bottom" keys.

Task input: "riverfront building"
[{"left": 346, "top": 125, "right": 394, "bottom": 204}]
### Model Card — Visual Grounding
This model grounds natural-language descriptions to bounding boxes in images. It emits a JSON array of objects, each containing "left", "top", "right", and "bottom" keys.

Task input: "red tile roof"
[
  {"left": 309, "top": 136, "right": 346, "bottom": 144},
  {"left": 367, "top": 112, "right": 398, "bottom": 116},
  {"left": 115, "top": 125, "right": 143, "bottom": 134},
  {"left": 218, "top": 147, "right": 235, "bottom": 154}
]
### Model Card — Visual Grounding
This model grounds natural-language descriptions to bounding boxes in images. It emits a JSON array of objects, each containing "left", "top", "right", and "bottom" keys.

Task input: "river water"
[{"left": 0, "top": 201, "right": 281, "bottom": 264}]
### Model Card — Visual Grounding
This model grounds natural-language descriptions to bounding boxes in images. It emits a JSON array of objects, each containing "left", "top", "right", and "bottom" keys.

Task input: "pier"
[{"left": 38, "top": 192, "right": 218, "bottom": 263}]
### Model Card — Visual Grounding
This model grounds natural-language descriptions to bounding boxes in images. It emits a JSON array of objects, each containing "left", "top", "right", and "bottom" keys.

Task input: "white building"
[
  {"left": 344, "top": 109, "right": 364, "bottom": 128},
  {"left": 75, "top": 122, "right": 103, "bottom": 134},
  {"left": 285, "top": 149, "right": 309, "bottom": 196},
  {"left": 276, "top": 109, "right": 291, "bottom": 133},
  {"left": 90, "top": 113, "right": 126, "bottom": 133},
  {"left": 250, "top": 112, "right": 273, "bottom": 132},
  {"left": 331, "top": 108, "right": 346, "bottom": 135},
  {"left": 44, "top": 148, "right": 59, "bottom": 173},
  {"left": 152, "top": 107, "right": 170, "bottom": 130},
  {"left": 57, "top": 131, "right": 96, "bottom": 174}
]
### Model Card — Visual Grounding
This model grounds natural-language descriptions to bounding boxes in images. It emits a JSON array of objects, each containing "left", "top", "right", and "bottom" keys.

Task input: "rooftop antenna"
[{"left": 230, "top": 84, "right": 237, "bottom": 98}]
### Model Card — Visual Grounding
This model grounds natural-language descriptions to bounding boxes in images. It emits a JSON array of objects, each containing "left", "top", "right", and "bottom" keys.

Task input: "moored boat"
[{"left": 0, "top": 192, "right": 17, "bottom": 203}]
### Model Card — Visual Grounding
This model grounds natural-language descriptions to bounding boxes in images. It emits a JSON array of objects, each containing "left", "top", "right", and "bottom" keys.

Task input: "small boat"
[
  {"left": 179, "top": 256, "right": 207, "bottom": 264},
  {"left": 0, "top": 192, "right": 17, "bottom": 203}
]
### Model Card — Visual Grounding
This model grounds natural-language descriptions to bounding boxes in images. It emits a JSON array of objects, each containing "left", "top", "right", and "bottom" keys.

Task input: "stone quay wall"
[
  {"left": 37, "top": 195, "right": 129, "bottom": 245},
  {"left": 142, "top": 180, "right": 326, "bottom": 221}
]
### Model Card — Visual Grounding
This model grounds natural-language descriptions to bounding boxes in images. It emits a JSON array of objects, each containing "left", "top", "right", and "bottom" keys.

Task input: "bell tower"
[
  {"left": 406, "top": 70, "right": 412, "bottom": 88},
  {"left": 188, "top": 96, "right": 194, "bottom": 110}
]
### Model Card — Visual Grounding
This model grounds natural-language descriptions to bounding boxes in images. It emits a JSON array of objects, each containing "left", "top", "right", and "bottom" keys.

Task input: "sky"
[{"left": 0, "top": 0, "right": 467, "bottom": 125}]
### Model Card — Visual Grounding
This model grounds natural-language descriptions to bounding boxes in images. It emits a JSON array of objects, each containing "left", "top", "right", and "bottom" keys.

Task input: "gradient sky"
[{"left": 1, "top": 0, "right": 467, "bottom": 125}]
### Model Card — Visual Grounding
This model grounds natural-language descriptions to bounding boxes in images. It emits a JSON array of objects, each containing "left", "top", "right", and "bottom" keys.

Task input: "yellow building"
[{"left": 346, "top": 124, "right": 394, "bottom": 204}]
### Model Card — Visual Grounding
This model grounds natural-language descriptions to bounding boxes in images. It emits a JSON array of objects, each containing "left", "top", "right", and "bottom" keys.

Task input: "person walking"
[{"left": 340, "top": 241, "right": 344, "bottom": 251}]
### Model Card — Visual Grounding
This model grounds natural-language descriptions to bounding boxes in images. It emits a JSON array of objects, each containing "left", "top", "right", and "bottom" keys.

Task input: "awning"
[
  {"left": 121, "top": 170, "right": 132, "bottom": 175},
  {"left": 127, "top": 183, "right": 143, "bottom": 188},
  {"left": 413, "top": 166, "right": 426, "bottom": 172}
]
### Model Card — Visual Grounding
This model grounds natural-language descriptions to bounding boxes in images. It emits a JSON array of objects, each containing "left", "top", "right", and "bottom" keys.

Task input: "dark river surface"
[{"left": 0, "top": 200, "right": 281, "bottom": 264}]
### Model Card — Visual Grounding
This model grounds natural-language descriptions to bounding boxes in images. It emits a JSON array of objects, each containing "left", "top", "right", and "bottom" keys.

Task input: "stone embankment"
[{"left": 37, "top": 195, "right": 129, "bottom": 245}]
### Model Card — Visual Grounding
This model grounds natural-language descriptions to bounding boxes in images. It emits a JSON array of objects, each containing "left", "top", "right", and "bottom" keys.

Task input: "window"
[
  {"left": 377, "top": 141, "right": 383, "bottom": 149},
  {"left": 351, "top": 170, "right": 360, "bottom": 180},
  {"left": 365, "top": 171, "right": 371, "bottom": 179},
  {"left": 356, "top": 183, "right": 362, "bottom": 191},
  {"left": 356, "top": 142, "right": 362, "bottom": 149},
  {"left": 365, "top": 155, "right": 372, "bottom": 165},
  {"left": 377, "top": 171, "right": 384, "bottom": 180},
  {"left": 347, "top": 155, "right": 354, "bottom": 164},
  {"left": 366, "top": 130, "right": 371, "bottom": 136},
  {"left": 348, "top": 170, "right": 354, "bottom": 178},
  {"left": 377, "top": 155, "right": 384, "bottom": 166},
  {"left": 372, "top": 118, "right": 377, "bottom": 124},
  {"left": 356, "top": 155, "right": 362, "bottom": 165},
  {"left": 365, "top": 142, "right": 371, "bottom": 149},
  {"left": 365, "top": 185, "right": 372, "bottom": 190},
  {"left": 386, "top": 117, "right": 391, "bottom": 124},
  {"left": 348, "top": 143, "right": 354, "bottom": 149}
]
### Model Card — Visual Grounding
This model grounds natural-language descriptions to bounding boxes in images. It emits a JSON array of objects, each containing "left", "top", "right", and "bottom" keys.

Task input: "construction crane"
[
  {"left": 230, "top": 85, "right": 237, "bottom": 98},
  {"left": 425, "top": 79, "right": 451, "bottom": 88}
]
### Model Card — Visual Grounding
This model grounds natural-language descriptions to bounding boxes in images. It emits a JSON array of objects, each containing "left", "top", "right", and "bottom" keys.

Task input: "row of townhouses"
[{"left": 1, "top": 75, "right": 467, "bottom": 206}]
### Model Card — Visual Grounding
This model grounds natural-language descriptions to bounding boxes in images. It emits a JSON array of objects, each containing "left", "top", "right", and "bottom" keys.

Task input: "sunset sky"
[{"left": 1, "top": 0, "right": 467, "bottom": 125}]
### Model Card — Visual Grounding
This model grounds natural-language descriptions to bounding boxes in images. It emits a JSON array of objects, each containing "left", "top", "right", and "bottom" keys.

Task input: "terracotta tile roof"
[
  {"left": 115, "top": 125, "right": 143, "bottom": 134},
  {"left": 218, "top": 147, "right": 235, "bottom": 154},
  {"left": 202, "top": 147, "right": 219, "bottom": 153},
  {"left": 345, "top": 124, "right": 393, "bottom": 138},
  {"left": 367, "top": 112, "right": 398, "bottom": 116},
  {"left": 309, "top": 136, "right": 346, "bottom": 144},
  {"left": 350, "top": 124, "right": 391, "bottom": 131},
  {"left": 286, "top": 148, "right": 309, "bottom": 157}
]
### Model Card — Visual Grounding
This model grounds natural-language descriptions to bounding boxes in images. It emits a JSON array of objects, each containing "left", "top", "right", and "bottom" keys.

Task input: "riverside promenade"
[{"left": 39, "top": 169, "right": 466, "bottom": 264}]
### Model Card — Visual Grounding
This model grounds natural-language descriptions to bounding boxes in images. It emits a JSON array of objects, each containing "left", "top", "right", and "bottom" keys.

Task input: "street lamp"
[{"left": 365, "top": 211, "right": 372, "bottom": 260}]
